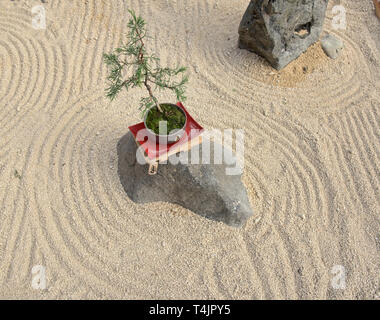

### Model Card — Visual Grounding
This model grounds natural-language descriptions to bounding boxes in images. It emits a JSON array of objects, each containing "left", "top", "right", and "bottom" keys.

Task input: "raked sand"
[{"left": 0, "top": 0, "right": 379, "bottom": 299}]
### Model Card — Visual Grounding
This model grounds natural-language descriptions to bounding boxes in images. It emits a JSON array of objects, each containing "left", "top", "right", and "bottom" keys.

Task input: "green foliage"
[
  {"left": 103, "top": 9, "right": 189, "bottom": 116},
  {"left": 145, "top": 104, "right": 186, "bottom": 135}
]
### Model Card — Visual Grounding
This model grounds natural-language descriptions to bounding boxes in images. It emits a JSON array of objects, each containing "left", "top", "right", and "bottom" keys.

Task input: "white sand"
[{"left": 0, "top": 0, "right": 379, "bottom": 299}]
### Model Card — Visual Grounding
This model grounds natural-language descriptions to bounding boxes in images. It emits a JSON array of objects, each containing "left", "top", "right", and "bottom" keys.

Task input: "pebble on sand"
[{"left": 321, "top": 34, "right": 344, "bottom": 59}]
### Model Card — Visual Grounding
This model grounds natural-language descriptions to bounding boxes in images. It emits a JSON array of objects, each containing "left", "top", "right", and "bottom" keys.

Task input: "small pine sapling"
[{"left": 104, "top": 9, "right": 189, "bottom": 125}]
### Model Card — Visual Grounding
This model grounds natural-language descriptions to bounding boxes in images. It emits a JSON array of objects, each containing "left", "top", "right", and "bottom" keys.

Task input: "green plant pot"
[{"left": 143, "top": 103, "right": 187, "bottom": 144}]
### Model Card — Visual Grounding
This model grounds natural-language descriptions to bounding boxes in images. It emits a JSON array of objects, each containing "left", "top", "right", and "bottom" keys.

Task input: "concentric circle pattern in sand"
[{"left": 0, "top": 0, "right": 379, "bottom": 299}]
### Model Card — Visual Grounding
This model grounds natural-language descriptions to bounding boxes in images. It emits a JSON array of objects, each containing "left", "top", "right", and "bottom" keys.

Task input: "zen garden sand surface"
[{"left": 0, "top": 0, "right": 379, "bottom": 300}]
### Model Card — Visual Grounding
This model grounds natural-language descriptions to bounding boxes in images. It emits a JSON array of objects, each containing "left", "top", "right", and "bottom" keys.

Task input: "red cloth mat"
[{"left": 129, "top": 102, "right": 204, "bottom": 160}]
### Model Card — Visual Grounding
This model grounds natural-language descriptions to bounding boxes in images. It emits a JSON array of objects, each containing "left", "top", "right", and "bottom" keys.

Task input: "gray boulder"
[
  {"left": 238, "top": 0, "right": 329, "bottom": 70},
  {"left": 321, "top": 34, "right": 344, "bottom": 59},
  {"left": 117, "top": 132, "right": 254, "bottom": 227}
]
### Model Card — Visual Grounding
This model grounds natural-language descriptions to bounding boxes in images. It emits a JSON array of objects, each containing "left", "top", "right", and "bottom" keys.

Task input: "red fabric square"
[{"left": 128, "top": 102, "right": 204, "bottom": 160}]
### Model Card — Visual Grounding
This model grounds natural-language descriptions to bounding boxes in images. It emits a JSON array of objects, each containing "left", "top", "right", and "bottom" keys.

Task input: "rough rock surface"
[
  {"left": 321, "top": 34, "right": 344, "bottom": 59},
  {"left": 117, "top": 132, "right": 254, "bottom": 227},
  {"left": 238, "top": 0, "right": 329, "bottom": 70}
]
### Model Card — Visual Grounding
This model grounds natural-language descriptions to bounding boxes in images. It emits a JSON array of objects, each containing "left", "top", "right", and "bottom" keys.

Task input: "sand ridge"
[{"left": 0, "top": 0, "right": 379, "bottom": 299}]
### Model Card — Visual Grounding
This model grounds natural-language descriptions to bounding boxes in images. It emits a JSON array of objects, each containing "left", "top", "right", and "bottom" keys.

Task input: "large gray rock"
[
  {"left": 238, "top": 0, "right": 329, "bottom": 70},
  {"left": 117, "top": 132, "right": 254, "bottom": 227}
]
